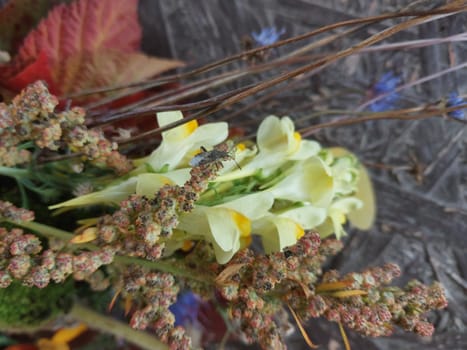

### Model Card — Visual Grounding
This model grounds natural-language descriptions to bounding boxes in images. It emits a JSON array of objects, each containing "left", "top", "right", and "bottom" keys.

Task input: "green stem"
[
  {"left": 0, "top": 166, "right": 29, "bottom": 178},
  {"left": 16, "top": 179, "right": 29, "bottom": 208},
  {"left": 198, "top": 181, "right": 234, "bottom": 203},
  {"left": 9, "top": 220, "right": 75, "bottom": 241},
  {"left": 115, "top": 255, "right": 212, "bottom": 284},
  {"left": 69, "top": 303, "right": 168, "bottom": 350}
]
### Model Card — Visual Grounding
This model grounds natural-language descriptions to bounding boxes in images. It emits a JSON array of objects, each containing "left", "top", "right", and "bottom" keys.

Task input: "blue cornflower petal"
[
  {"left": 369, "top": 72, "right": 401, "bottom": 112},
  {"left": 251, "top": 26, "right": 286, "bottom": 46},
  {"left": 169, "top": 291, "right": 201, "bottom": 326},
  {"left": 446, "top": 92, "right": 466, "bottom": 120},
  {"left": 373, "top": 72, "right": 401, "bottom": 94}
]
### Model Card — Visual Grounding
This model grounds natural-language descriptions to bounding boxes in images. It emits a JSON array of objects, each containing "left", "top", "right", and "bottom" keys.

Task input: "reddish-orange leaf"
[
  {"left": 0, "top": 0, "right": 68, "bottom": 53},
  {"left": 0, "top": 0, "right": 184, "bottom": 105},
  {"left": 17, "top": 0, "right": 141, "bottom": 63},
  {"left": 54, "top": 49, "right": 183, "bottom": 101},
  {"left": 3, "top": 50, "right": 55, "bottom": 92}
]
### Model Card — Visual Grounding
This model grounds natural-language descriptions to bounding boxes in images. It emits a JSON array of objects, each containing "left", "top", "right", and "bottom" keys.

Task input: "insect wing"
[{"left": 189, "top": 153, "right": 206, "bottom": 167}]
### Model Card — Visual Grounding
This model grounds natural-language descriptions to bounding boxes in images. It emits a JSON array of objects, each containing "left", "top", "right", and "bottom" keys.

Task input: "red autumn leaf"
[
  {"left": 16, "top": 0, "right": 141, "bottom": 63},
  {"left": 54, "top": 49, "right": 183, "bottom": 100},
  {"left": 0, "top": 0, "right": 183, "bottom": 104},
  {"left": 4, "top": 50, "right": 55, "bottom": 92},
  {"left": 0, "top": 0, "right": 68, "bottom": 53}
]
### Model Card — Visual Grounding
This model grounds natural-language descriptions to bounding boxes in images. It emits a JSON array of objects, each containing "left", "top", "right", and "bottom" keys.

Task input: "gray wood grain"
[{"left": 140, "top": 1, "right": 467, "bottom": 349}]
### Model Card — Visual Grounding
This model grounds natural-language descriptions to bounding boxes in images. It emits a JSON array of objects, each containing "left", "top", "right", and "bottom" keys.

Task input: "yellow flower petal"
[
  {"left": 253, "top": 216, "right": 304, "bottom": 253},
  {"left": 277, "top": 205, "right": 327, "bottom": 229},
  {"left": 347, "top": 163, "right": 376, "bottom": 230},
  {"left": 70, "top": 227, "right": 98, "bottom": 244},
  {"left": 257, "top": 116, "right": 300, "bottom": 155},
  {"left": 314, "top": 217, "right": 334, "bottom": 238},
  {"left": 135, "top": 173, "right": 177, "bottom": 196},
  {"left": 293, "top": 131, "right": 301, "bottom": 143},
  {"left": 158, "top": 111, "right": 198, "bottom": 142},
  {"left": 295, "top": 223, "right": 305, "bottom": 239},
  {"left": 316, "top": 197, "right": 362, "bottom": 239},
  {"left": 181, "top": 240, "right": 195, "bottom": 252},
  {"left": 145, "top": 123, "right": 228, "bottom": 171},
  {"left": 240, "top": 234, "right": 252, "bottom": 249},
  {"left": 236, "top": 143, "right": 247, "bottom": 151},
  {"left": 49, "top": 177, "right": 139, "bottom": 209},
  {"left": 177, "top": 193, "right": 273, "bottom": 262},
  {"left": 206, "top": 208, "right": 249, "bottom": 252},
  {"left": 37, "top": 338, "right": 70, "bottom": 350},
  {"left": 50, "top": 171, "right": 187, "bottom": 210},
  {"left": 329, "top": 147, "right": 376, "bottom": 230},
  {"left": 289, "top": 139, "right": 321, "bottom": 160},
  {"left": 218, "top": 192, "right": 274, "bottom": 220},
  {"left": 178, "top": 206, "right": 250, "bottom": 264},
  {"left": 230, "top": 210, "right": 251, "bottom": 238},
  {"left": 267, "top": 156, "right": 334, "bottom": 207},
  {"left": 216, "top": 116, "right": 306, "bottom": 182},
  {"left": 51, "top": 323, "right": 87, "bottom": 344}
]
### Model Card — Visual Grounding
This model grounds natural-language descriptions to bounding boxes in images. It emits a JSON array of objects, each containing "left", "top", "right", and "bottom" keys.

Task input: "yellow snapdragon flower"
[
  {"left": 49, "top": 171, "right": 189, "bottom": 209},
  {"left": 135, "top": 111, "right": 228, "bottom": 171},
  {"left": 253, "top": 216, "right": 305, "bottom": 254},
  {"left": 315, "top": 197, "right": 363, "bottom": 239},
  {"left": 177, "top": 192, "right": 274, "bottom": 263},
  {"left": 266, "top": 156, "right": 334, "bottom": 208},
  {"left": 253, "top": 204, "right": 326, "bottom": 253},
  {"left": 216, "top": 116, "right": 320, "bottom": 182},
  {"left": 49, "top": 110, "right": 375, "bottom": 263}
]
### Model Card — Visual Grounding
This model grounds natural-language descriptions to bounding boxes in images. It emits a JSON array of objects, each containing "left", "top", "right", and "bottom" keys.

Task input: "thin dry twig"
[{"left": 117, "top": 4, "right": 466, "bottom": 145}]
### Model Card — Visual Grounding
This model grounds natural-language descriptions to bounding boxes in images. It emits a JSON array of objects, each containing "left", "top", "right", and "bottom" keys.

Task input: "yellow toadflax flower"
[
  {"left": 329, "top": 147, "right": 376, "bottom": 230},
  {"left": 253, "top": 204, "right": 326, "bottom": 253},
  {"left": 48, "top": 110, "right": 375, "bottom": 263},
  {"left": 177, "top": 192, "right": 274, "bottom": 263},
  {"left": 266, "top": 156, "right": 335, "bottom": 208},
  {"left": 315, "top": 197, "right": 363, "bottom": 239},
  {"left": 134, "top": 111, "right": 228, "bottom": 172},
  {"left": 49, "top": 171, "right": 189, "bottom": 209},
  {"left": 253, "top": 216, "right": 305, "bottom": 254},
  {"left": 216, "top": 115, "right": 320, "bottom": 182}
]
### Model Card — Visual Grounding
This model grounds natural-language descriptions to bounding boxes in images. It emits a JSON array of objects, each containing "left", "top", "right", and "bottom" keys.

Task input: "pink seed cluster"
[
  {"left": 118, "top": 265, "right": 192, "bottom": 350},
  {"left": 0, "top": 226, "right": 115, "bottom": 290},
  {"left": 0, "top": 81, "right": 132, "bottom": 173},
  {"left": 184, "top": 231, "right": 448, "bottom": 349},
  {"left": 88, "top": 143, "right": 234, "bottom": 261},
  {"left": 0, "top": 200, "right": 35, "bottom": 222}
]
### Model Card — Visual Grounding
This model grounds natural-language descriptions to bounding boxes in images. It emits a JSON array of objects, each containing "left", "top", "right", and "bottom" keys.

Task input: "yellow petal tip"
[{"left": 70, "top": 227, "right": 98, "bottom": 244}]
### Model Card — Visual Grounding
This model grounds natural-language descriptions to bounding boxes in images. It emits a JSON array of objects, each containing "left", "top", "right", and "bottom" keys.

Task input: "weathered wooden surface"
[{"left": 140, "top": 0, "right": 466, "bottom": 349}]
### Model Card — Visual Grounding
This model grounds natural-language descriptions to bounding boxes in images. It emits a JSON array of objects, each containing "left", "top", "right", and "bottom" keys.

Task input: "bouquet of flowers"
[{"left": 0, "top": 0, "right": 465, "bottom": 349}]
